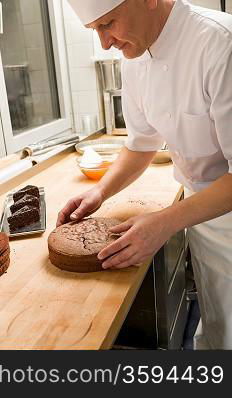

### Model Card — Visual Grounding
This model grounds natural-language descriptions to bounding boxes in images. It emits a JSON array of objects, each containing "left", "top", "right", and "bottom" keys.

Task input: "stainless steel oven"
[{"left": 104, "top": 89, "right": 127, "bottom": 135}]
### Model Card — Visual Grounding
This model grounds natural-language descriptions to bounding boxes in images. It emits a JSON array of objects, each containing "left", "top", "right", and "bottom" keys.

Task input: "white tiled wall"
[
  {"left": 62, "top": 0, "right": 102, "bottom": 135},
  {"left": 62, "top": 0, "right": 124, "bottom": 135},
  {"left": 227, "top": 0, "right": 232, "bottom": 13}
]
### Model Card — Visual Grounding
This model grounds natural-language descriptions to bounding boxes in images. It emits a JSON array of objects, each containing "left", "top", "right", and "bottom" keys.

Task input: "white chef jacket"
[{"left": 122, "top": 0, "right": 232, "bottom": 192}]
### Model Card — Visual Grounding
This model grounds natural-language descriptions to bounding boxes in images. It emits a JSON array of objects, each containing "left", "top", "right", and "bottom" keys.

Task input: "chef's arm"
[
  {"left": 97, "top": 172, "right": 232, "bottom": 269},
  {"left": 57, "top": 146, "right": 156, "bottom": 226},
  {"left": 97, "top": 147, "right": 156, "bottom": 200},
  {"left": 167, "top": 173, "right": 232, "bottom": 234}
]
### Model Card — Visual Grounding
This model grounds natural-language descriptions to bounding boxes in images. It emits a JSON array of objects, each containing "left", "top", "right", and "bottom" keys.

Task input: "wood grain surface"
[{"left": 0, "top": 146, "right": 182, "bottom": 350}]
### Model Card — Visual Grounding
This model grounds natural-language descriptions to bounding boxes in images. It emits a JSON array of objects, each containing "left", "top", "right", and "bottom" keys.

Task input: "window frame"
[{"left": 0, "top": 116, "right": 6, "bottom": 157}]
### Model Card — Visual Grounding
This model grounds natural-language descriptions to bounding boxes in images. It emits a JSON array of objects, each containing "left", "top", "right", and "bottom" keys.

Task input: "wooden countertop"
[{"left": 0, "top": 143, "right": 182, "bottom": 350}]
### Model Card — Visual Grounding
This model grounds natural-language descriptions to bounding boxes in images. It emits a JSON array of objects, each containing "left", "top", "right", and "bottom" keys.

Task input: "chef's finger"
[
  {"left": 64, "top": 199, "right": 81, "bottom": 216},
  {"left": 101, "top": 246, "right": 136, "bottom": 269},
  {"left": 98, "top": 234, "right": 130, "bottom": 260},
  {"left": 56, "top": 209, "right": 67, "bottom": 227},
  {"left": 57, "top": 200, "right": 78, "bottom": 226},
  {"left": 109, "top": 220, "right": 132, "bottom": 234},
  {"left": 111, "top": 253, "right": 148, "bottom": 269},
  {"left": 70, "top": 200, "right": 93, "bottom": 221},
  {"left": 105, "top": 254, "right": 141, "bottom": 270}
]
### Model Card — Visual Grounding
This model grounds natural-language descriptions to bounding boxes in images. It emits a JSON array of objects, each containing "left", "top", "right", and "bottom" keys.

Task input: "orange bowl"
[
  {"left": 80, "top": 161, "right": 113, "bottom": 180},
  {"left": 77, "top": 155, "right": 117, "bottom": 180}
]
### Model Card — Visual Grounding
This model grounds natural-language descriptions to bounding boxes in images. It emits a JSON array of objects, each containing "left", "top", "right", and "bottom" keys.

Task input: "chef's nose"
[{"left": 97, "top": 30, "right": 115, "bottom": 50}]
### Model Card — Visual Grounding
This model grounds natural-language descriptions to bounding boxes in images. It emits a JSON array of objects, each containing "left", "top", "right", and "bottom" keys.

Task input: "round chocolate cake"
[{"left": 48, "top": 217, "right": 121, "bottom": 273}]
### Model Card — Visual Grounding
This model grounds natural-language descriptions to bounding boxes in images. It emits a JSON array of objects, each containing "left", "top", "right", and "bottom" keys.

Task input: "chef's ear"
[{"left": 146, "top": 0, "right": 158, "bottom": 11}]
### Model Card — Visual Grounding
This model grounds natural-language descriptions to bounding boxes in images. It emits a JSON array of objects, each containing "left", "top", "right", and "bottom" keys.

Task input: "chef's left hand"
[{"left": 98, "top": 212, "right": 174, "bottom": 269}]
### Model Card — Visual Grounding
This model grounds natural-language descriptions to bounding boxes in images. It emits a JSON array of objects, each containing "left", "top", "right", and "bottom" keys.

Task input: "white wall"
[
  {"left": 227, "top": 0, "right": 232, "bottom": 13},
  {"left": 190, "top": 0, "right": 232, "bottom": 12},
  {"left": 189, "top": 0, "right": 220, "bottom": 9},
  {"left": 62, "top": 0, "right": 124, "bottom": 135},
  {"left": 62, "top": 0, "right": 101, "bottom": 135}
]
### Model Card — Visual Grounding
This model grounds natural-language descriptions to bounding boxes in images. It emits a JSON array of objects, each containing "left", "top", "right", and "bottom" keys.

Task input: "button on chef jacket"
[{"left": 122, "top": 0, "right": 232, "bottom": 192}]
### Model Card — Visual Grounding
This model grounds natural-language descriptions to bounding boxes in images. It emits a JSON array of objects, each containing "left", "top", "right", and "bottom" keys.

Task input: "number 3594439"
[{"left": 122, "top": 365, "right": 223, "bottom": 384}]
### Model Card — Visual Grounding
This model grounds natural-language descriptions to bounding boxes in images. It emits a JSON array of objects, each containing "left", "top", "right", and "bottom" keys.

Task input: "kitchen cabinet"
[
  {"left": 156, "top": 233, "right": 187, "bottom": 349},
  {"left": 113, "top": 194, "right": 187, "bottom": 350}
]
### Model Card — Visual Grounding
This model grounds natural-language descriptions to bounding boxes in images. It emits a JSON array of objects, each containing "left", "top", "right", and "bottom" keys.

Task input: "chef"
[{"left": 58, "top": 0, "right": 232, "bottom": 350}]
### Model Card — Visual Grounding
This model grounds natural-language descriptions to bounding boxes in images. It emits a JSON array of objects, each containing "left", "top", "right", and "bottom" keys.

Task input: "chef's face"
[{"left": 86, "top": 0, "right": 159, "bottom": 59}]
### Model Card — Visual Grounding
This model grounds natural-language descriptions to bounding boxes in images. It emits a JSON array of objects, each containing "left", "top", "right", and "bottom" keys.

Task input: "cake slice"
[
  {"left": 10, "top": 194, "right": 40, "bottom": 214},
  {"left": 13, "top": 185, "right": 40, "bottom": 202},
  {"left": 7, "top": 205, "right": 40, "bottom": 232}
]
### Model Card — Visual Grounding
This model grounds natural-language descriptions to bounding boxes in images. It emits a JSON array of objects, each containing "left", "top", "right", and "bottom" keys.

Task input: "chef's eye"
[{"left": 102, "top": 20, "right": 114, "bottom": 29}]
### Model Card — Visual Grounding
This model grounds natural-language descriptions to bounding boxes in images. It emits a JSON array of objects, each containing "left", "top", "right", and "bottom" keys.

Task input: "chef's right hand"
[{"left": 56, "top": 187, "right": 104, "bottom": 227}]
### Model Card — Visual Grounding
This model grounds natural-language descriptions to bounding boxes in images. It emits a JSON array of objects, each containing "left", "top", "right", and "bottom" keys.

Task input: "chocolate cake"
[
  {"left": 13, "top": 185, "right": 40, "bottom": 202},
  {"left": 10, "top": 194, "right": 40, "bottom": 214},
  {"left": 0, "top": 232, "right": 10, "bottom": 277},
  {"left": 7, "top": 205, "right": 40, "bottom": 232},
  {"left": 48, "top": 217, "right": 121, "bottom": 273}
]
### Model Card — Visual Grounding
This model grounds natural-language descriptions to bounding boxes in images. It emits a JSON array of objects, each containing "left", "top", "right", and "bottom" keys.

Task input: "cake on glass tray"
[
  {"left": 7, "top": 205, "right": 40, "bottom": 232},
  {"left": 12, "top": 185, "right": 40, "bottom": 202}
]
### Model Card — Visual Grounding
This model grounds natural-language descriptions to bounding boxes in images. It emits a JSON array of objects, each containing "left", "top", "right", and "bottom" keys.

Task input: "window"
[{"left": 0, "top": 0, "right": 72, "bottom": 156}]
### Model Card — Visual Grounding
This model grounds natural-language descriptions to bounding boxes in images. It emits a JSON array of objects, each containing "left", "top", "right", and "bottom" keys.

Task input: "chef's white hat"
[{"left": 68, "top": 0, "right": 126, "bottom": 25}]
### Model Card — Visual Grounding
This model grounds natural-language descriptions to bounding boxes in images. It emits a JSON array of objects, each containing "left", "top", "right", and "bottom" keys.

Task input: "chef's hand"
[
  {"left": 98, "top": 212, "right": 173, "bottom": 269},
  {"left": 56, "top": 187, "right": 104, "bottom": 227}
]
